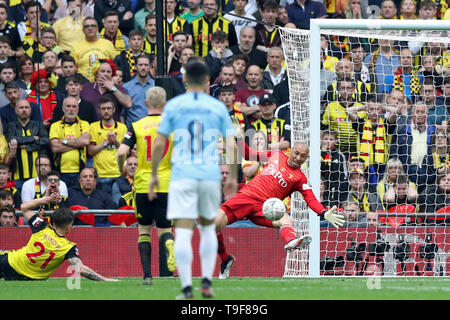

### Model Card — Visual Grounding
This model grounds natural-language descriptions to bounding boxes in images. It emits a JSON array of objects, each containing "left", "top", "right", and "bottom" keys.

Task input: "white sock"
[
  {"left": 199, "top": 224, "right": 218, "bottom": 282},
  {"left": 174, "top": 227, "right": 193, "bottom": 289}
]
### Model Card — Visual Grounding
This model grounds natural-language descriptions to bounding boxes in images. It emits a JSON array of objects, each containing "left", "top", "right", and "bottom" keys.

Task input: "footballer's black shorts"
[
  {"left": 0, "top": 252, "right": 30, "bottom": 281},
  {"left": 134, "top": 192, "right": 172, "bottom": 228}
]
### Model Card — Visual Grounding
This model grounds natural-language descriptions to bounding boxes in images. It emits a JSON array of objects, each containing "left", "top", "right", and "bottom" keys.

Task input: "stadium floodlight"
[{"left": 279, "top": 19, "right": 450, "bottom": 278}]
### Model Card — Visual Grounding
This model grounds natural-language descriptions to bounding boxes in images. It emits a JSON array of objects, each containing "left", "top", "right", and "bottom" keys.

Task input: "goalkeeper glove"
[
  {"left": 230, "top": 115, "right": 244, "bottom": 140},
  {"left": 322, "top": 206, "right": 345, "bottom": 229}
]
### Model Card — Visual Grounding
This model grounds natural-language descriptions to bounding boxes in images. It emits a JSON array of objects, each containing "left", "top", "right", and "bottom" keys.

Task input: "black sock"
[
  {"left": 138, "top": 234, "right": 152, "bottom": 279},
  {"left": 201, "top": 277, "right": 212, "bottom": 289},
  {"left": 159, "top": 232, "right": 174, "bottom": 277}
]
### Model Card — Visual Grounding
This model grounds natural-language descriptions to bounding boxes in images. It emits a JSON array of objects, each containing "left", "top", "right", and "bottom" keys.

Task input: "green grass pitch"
[{"left": 1, "top": 277, "right": 449, "bottom": 300}]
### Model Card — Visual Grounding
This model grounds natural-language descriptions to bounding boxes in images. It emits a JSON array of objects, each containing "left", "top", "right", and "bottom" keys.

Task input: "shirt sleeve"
[
  {"left": 122, "top": 123, "right": 137, "bottom": 148},
  {"left": 27, "top": 214, "right": 49, "bottom": 233},
  {"left": 297, "top": 177, "right": 326, "bottom": 215},
  {"left": 65, "top": 245, "right": 79, "bottom": 260}
]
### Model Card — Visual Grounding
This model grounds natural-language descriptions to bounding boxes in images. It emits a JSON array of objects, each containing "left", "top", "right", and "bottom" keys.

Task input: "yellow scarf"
[
  {"left": 358, "top": 117, "right": 388, "bottom": 165},
  {"left": 432, "top": 152, "right": 450, "bottom": 169},
  {"left": 232, "top": 104, "right": 244, "bottom": 126},
  {"left": 393, "top": 67, "right": 421, "bottom": 96},
  {"left": 351, "top": 191, "right": 370, "bottom": 212},
  {"left": 100, "top": 28, "right": 126, "bottom": 54},
  {"left": 125, "top": 49, "right": 137, "bottom": 77}
]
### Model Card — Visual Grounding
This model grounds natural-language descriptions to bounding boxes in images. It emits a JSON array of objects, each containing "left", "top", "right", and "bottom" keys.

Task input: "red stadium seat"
[
  {"left": 433, "top": 206, "right": 449, "bottom": 221},
  {"left": 69, "top": 205, "right": 94, "bottom": 226},
  {"left": 382, "top": 205, "right": 416, "bottom": 228},
  {"left": 108, "top": 205, "right": 138, "bottom": 226}
]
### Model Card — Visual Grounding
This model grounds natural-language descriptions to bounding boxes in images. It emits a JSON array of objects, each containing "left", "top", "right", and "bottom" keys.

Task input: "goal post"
[{"left": 279, "top": 19, "right": 450, "bottom": 278}]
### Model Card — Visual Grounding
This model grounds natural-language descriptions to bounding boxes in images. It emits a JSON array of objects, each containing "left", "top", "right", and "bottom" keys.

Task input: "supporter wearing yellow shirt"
[
  {"left": 70, "top": 17, "right": 117, "bottom": 82},
  {"left": 52, "top": 0, "right": 86, "bottom": 53},
  {"left": 49, "top": 97, "right": 90, "bottom": 188},
  {"left": 88, "top": 96, "right": 127, "bottom": 194},
  {"left": 322, "top": 78, "right": 367, "bottom": 154}
]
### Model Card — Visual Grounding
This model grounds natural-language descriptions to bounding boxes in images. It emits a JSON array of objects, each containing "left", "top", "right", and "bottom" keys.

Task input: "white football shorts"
[{"left": 167, "top": 179, "right": 221, "bottom": 221}]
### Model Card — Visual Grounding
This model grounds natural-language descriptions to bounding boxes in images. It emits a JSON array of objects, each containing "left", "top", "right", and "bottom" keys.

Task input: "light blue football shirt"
[{"left": 158, "top": 91, "right": 236, "bottom": 182}]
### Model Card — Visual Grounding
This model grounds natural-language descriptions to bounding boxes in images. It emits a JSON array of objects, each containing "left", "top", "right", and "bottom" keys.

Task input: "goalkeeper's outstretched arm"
[{"left": 299, "top": 187, "right": 345, "bottom": 229}]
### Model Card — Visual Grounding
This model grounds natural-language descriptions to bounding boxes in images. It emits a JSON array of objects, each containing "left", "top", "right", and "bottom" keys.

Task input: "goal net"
[{"left": 280, "top": 19, "right": 450, "bottom": 277}]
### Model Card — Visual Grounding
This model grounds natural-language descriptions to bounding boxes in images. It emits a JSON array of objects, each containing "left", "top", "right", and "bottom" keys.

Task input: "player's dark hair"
[
  {"left": 51, "top": 208, "right": 74, "bottom": 228},
  {"left": 185, "top": 60, "right": 209, "bottom": 86},
  {"left": 61, "top": 53, "right": 77, "bottom": 65}
]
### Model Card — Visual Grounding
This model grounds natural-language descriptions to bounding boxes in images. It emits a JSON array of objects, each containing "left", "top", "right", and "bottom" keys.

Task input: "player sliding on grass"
[
  {"left": 216, "top": 122, "right": 345, "bottom": 279},
  {"left": 0, "top": 190, "right": 119, "bottom": 281}
]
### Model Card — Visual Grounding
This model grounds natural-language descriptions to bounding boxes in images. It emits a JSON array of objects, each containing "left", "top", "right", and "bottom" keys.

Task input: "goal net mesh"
[{"left": 279, "top": 25, "right": 450, "bottom": 277}]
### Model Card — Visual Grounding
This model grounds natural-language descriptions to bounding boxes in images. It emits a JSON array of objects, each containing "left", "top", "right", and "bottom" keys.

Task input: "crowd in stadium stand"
[{"left": 0, "top": 0, "right": 449, "bottom": 228}]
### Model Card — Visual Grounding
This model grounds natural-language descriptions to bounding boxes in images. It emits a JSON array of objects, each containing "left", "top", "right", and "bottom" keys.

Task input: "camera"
[
  {"left": 368, "top": 231, "right": 390, "bottom": 257},
  {"left": 393, "top": 235, "right": 410, "bottom": 262},
  {"left": 345, "top": 237, "right": 366, "bottom": 263},
  {"left": 320, "top": 255, "right": 345, "bottom": 273},
  {"left": 419, "top": 234, "right": 438, "bottom": 260}
]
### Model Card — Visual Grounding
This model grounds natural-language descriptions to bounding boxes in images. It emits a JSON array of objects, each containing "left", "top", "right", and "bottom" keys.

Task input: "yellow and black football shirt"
[
  {"left": 12, "top": 127, "right": 39, "bottom": 181},
  {"left": 89, "top": 120, "right": 127, "bottom": 178},
  {"left": 6, "top": 214, "right": 78, "bottom": 280},
  {"left": 190, "top": 15, "right": 237, "bottom": 57},
  {"left": 252, "top": 117, "right": 290, "bottom": 146},
  {"left": 122, "top": 115, "right": 173, "bottom": 194},
  {"left": 49, "top": 117, "right": 90, "bottom": 174}
]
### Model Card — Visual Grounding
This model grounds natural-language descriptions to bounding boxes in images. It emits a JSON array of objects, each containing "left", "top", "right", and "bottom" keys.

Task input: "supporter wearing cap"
[
  {"left": 251, "top": 93, "right": 290, "bottom": 151},
  {"left": 339, "top": 167, "right": 378, "bottom": 213}
]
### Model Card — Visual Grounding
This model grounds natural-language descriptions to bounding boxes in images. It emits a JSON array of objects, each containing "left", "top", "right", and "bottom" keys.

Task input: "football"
[{"left": 262, "top": 198, "right": 286, "bottom": 221}]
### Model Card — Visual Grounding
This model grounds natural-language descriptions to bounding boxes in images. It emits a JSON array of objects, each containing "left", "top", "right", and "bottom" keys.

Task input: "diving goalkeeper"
[{"left": 216, "top": 121, "right": 344, "bottom": 279}]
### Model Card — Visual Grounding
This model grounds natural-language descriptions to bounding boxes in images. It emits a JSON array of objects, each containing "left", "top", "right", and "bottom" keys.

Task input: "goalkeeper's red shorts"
[{"left": 220, "top": 192, "right": 274, "bottom": 228}]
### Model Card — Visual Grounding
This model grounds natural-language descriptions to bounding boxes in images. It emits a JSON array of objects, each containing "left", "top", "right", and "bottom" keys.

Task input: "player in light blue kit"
[{"left": 149, "top": 59, "right": 238, "bottom": 300}]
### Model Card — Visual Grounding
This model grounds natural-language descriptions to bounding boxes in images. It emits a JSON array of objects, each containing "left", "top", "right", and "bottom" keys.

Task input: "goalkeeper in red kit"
[{"left": 216, "top": 123, "right": 345, "bottom": 279}]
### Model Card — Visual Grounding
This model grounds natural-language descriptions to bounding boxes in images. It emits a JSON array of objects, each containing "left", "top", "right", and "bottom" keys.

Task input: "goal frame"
[{"left": 305, "top": 19, "right": 450, "bottom": 277}]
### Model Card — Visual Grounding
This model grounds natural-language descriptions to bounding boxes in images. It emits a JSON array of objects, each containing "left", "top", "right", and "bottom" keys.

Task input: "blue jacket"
[
  {"left": 394, "top": 123, "right": 435, "bottom": 188},
  {"left": 287, "top": 0, "right": 326, "bottom": 30}
]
